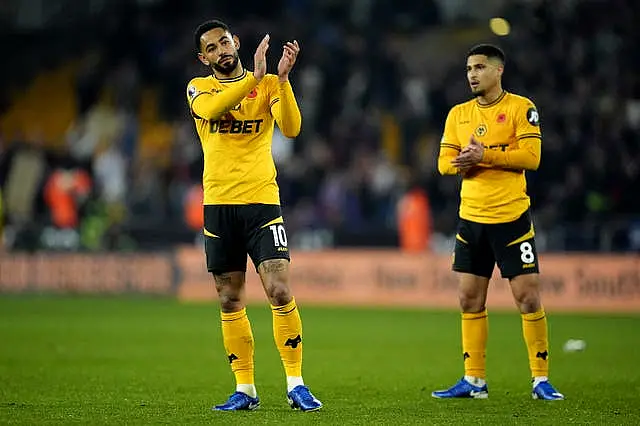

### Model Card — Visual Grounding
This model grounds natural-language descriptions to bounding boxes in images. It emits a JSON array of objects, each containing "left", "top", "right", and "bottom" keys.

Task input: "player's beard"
[
  {"left": 471, "top": 87, "right": 485, "bottom": 97},
  {"left": 213, "top": 53, "right": 240, "bottom": 75}
]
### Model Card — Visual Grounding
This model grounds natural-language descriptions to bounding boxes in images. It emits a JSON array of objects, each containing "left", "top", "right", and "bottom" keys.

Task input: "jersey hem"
[
  {"left": 203, "top": 201, "right": 281, "bottom": 206},
  {"left": 459, "top": 206, "right": 529, "bottom": 224}
]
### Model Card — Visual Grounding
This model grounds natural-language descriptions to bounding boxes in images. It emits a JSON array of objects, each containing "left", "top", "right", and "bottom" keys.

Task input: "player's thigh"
[
  {"left": 452, "top": 218, "right": 495, "bottom": 279},
  {"left": 203, "top": 205, "right": 247, "bottom": 274},
  {"left": 241, "top": 204, "right": 291, "bottom": 270},
  {"left": 489, "top": 209, "right": 540, "bottom": 279}
]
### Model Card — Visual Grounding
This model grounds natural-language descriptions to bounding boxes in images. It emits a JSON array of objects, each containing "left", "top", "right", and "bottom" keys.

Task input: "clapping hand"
[
  {"left": 277, "top": 40, "right": 300, "bottom": 82},
  {"left": 452, "top": 135, "right": 484, "bottom": 169}
]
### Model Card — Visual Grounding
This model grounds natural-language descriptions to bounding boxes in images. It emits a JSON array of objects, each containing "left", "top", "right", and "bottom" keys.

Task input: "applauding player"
[{"left": 187, "top": 20, "right": 322, "bottom": 412}]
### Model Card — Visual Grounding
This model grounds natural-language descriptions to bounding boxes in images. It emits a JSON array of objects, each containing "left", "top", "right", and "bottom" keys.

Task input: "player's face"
[
  {"left": 466, "top": 55, "right": 502, "bottom": 97},
  {"left": 198, "top": 28, "right": 240, "bottom": 75}
]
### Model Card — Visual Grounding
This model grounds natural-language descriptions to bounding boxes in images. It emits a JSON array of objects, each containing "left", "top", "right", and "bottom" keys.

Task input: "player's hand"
[
  {"left": 253, "top": 34, "right": 270, "bottom": 82},
  {"left": 452, "top": 135, "right": 484, "bottom": 168},
  {"left": 278, "top": 40, "right": 300, "bottom": 82}
]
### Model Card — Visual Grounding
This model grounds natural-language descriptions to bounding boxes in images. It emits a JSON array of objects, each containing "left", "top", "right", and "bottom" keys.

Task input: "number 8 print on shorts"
[{"left": 519, "top": 241, "right": 535, "bottom": 264}]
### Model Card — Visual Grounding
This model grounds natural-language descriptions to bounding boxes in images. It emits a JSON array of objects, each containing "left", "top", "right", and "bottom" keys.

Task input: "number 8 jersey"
[{"left": 439, "top": 91, "right": 542, "bottom": 224}]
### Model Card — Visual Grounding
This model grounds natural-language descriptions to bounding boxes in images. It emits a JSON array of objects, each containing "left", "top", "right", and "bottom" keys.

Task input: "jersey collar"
[
  {"left": 214, "top": 68, "right": 248, "bottom": 83},
  {"left": 476, "top": 90, "right": 507, "bottom": 108}
]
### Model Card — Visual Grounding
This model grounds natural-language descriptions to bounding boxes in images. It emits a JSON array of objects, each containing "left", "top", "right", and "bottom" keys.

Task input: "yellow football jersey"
[
  {"left": 186, "top": 69, "right": 301, "bottom": 205},
  {"left": 438, "top": 91, "right": 542, "bottom": 223}
]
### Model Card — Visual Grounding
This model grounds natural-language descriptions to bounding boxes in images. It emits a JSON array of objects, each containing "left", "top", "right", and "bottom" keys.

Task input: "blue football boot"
[
  {"left": 432, "top": 377, "right": 489, "bottom": 399},
  {"left": 532, "top": 381, "right": 564, "bottom": 400},
  {"left": 212, "top": 392, "right": 260, "bottom": 411},
  {"left": 287, "top": 385, "right": 323, "bottom": 411}
]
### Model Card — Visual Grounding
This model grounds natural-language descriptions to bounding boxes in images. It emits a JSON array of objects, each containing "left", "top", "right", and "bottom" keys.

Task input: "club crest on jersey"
[
  {"left": 187, "top": 85, "right": 198, "bottom": 99},
  {"left": 475, "top": 123, "right": 488, "bottom": 137},
  {"left": 526, "top": 107, "right": 540, "bottom": 126}
]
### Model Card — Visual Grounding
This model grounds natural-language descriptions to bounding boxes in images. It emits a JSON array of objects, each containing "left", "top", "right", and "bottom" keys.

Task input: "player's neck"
[
  {"left": 477, "top": 85, "right": 504, "bottom": 105},
  {"left": 213, "top": 63, "right": 245, "bottom": 80}
]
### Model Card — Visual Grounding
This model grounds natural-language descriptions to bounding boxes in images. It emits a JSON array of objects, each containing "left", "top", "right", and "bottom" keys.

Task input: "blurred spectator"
[
  {"left": 397, "top": 178, "right": 433, "bottom": 253},
  {"left": 43, "top": 168, "right": 92, "bottom": 229},
  {"left": 183, "top": 184, "right": 203, "bottom": 232},
  {"left": 2, "top": 135, "right": 47, "bottom": 229},
  {"left": 0, "top": 0, "right": 638, "bottom": 252}
]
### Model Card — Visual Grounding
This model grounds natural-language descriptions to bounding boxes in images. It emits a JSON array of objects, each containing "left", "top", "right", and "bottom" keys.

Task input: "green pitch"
[{"left": 1, "top": 296, "right": 639, "bottom": 425}]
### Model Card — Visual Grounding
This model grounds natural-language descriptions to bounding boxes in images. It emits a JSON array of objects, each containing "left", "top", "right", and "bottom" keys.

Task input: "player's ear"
[
  {"left": 233, "top": 34, "right": 240, "bottom": 50},
  {"left": 197, "top": 52, "right": 210, "bottom": 66}
]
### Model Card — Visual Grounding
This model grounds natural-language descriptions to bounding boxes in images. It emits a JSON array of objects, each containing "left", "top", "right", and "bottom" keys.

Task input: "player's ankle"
[
  {"left": 532, "top": 376, "right": 548, "bottom": 388},
  {"left": 286, "top": 376, "right": 304, "bottom": 393},
  {"left": 236, "top": 383, "right": 257, "bottom": 398},
  {"left": 464, "top": 375, "right": 486, "bottom": 387}
]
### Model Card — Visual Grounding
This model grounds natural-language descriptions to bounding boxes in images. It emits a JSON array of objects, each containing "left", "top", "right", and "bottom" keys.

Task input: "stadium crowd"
[{"left": 0, "top": 0, "right": 638, "bottom": 252}]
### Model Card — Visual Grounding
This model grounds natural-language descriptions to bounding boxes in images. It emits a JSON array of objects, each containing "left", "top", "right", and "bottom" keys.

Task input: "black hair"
[
  {"left": 467, "top": 44, "right": 506, "bottom": 65},
  {"left": 194, "top": 19, "right": 230, "bottom": 53}
]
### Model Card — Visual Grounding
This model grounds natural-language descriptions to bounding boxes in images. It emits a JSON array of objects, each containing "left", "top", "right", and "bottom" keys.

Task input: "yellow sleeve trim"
[
  {"left": 441, "top": 143, "right": 461, "bottom": 152},
  {"left": 517, "top": 133, "right": 541, "bottom": 140}
]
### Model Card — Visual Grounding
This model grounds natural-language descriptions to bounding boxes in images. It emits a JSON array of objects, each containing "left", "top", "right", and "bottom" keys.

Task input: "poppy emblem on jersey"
[
  {"left": 497, "top": 113, "right": 506, "bottom": 123},
  {"left": 247, "top": 88, "right": 258, "bottom": 99},
  {"left": 475, "top": 124, "right": 488, "bottom": 137}
]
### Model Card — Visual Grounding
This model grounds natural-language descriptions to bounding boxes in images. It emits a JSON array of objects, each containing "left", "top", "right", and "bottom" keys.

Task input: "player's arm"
[
  {"left": 438, "top": 107, "right": 463, "bottom": 175},
  {"left": 270, "top": 79, "right": 302, "bottom": 138},
  {"left": 270, "top": 40, "right": 302, "bottom": 138},
  {"left": 482, "top": 102, "right": 541, "bottom": 171},
  {"left": 188, "top": 77, "right": 258, "bottom": 121}
]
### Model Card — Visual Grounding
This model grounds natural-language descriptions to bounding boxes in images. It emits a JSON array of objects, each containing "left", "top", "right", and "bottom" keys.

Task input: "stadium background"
[
  {"left": 0, "top": 1, "right": 639, "bottom": 424},
  {"left": 0, "top": 0, "right": 637, "bottom": 306}
]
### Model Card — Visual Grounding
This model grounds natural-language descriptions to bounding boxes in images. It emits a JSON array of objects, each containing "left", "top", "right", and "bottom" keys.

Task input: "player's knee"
[
  {"left": 266, "top": 282, "right": 292, "bottom": 306},
  {"left": 215, "top": 283, "right": 243, "bottom": 311},
  {"left": 511, "top": 275, "right": 542, "bottom": 313},
  {"left": 458, "top": 291, "right": 485, "bottom": 313},
  {"left": 514, "top": 291, "right": 541, "bottom": 313},
  {"left": 213, "top": 273, "right": 245, "bottom": 312},
  {"left": 218, "top": 293, "right": 244, "bottom": 312},
  {"left": 258, "top": 259, "right": 293, "bottom": 306}
]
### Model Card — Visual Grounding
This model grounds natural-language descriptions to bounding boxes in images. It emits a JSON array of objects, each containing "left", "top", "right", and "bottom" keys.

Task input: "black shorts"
[
  {"left": 203, "top": 204, "right": 290, "bottom": 274},
  {"left": 452, "top": 209, "right": 539, "bottom": 279}
]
